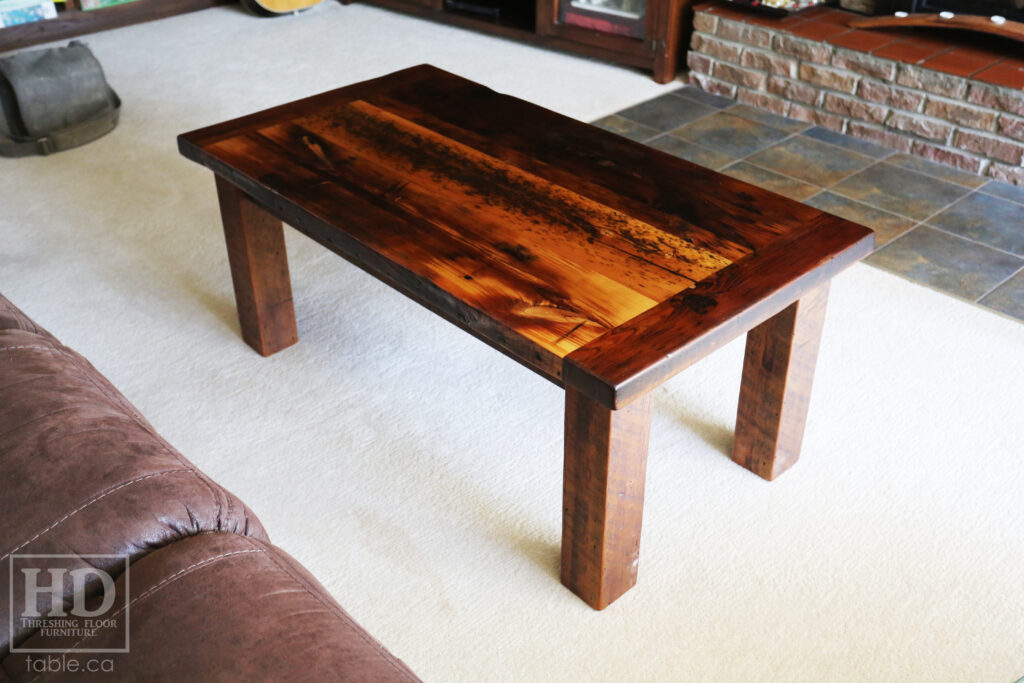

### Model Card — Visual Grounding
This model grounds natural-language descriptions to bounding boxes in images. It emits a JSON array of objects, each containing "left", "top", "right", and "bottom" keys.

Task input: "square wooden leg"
[
  {"left": 561, "top": 387, "right": 653, "bottom": 610},
  {"left": 215, "top": 176, "right": 298, "bottom": 357},
  {"left": 732, "top": 283, "right": 830, "bottom": 481}
]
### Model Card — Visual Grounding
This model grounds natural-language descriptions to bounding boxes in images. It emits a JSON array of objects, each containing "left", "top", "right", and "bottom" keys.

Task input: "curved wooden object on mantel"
[{"left": 849, "top": 13, "right": 1024, "bottom": 43}]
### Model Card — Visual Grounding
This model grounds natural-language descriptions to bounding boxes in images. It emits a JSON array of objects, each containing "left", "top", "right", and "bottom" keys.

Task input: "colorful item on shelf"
[
  {"left": 0, "top": 0, "right": 56, "bottom": 27},
  {"left": 561, "top": 0, "right": 648, "bottom": 37},
  {"left": 725, "top": 0, "right": 831, "bottom": 14},
  {"left": 80, "top": 0, "right": 139, "bottom": 11}
]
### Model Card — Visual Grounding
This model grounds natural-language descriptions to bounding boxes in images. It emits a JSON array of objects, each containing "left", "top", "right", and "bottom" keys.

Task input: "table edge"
[
  {"left": 563, "top": 215, "right": 875, "bottom": 409},
  {"left": 185, "top": 157, "right": 568, "bottom": 385},
  {"left": 176, "top": 63, "right": 447, "bottom": 153}
]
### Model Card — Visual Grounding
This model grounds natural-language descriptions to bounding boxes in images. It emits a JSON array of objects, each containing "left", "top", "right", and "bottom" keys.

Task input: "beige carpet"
[{"left": 2, "top": 3, "right": 1023, "bottom": 681}]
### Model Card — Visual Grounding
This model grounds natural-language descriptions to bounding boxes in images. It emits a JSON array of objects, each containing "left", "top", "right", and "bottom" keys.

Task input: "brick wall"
[{"left": 688, "top": 8, "right": 1024, "bottom": 186}]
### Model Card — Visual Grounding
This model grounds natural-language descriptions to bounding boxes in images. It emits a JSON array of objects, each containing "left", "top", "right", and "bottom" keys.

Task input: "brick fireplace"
[{"left": 687, "top": 1, "right": 1024, "bottom": 185}]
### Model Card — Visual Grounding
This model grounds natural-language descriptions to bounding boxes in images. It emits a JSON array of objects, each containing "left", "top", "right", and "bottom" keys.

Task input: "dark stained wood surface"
[
  {"left": 564, "top": 214, "right": 873, "bottom": 409},
  {"left": 561, "top": 386, "right": 652, "bottom": 610},
  {"left": 181, "top": 65, "right": 876, "bottom": 611},
  {"left": 732, "top": 283, "right": 829, "bottom": 481},
  {"left": 849, "top": 13, "right": 1024, "bottom": 44},
  {"left": 358, "top": 74, "right": 821, "bottom": 255},
  {"left": 216, "top": 176, "right": 298, "bottom": 357},
  {"left": 349, "top": 0, "right": 687, "bottom": 83},
  {"left": 180, "top": 64, "right": 873, "bottom": 391}
]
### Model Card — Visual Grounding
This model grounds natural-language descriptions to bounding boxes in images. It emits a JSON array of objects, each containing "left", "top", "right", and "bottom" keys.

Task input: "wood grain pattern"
[
  {"left": 650, "top": 0, "right": 686, "bottom": 84},
  {"left": 198, "top": 129, "right": 569, "bottom": 379},
  {"left": 849, "top": 14, "right": 1024, "bottom": 43},
  {"left": 564, "top": 214, "right": 873, "bottom": 409},
  {"left": 208, "top": 125, "right": 664, "bottom": 358},
  {"left": 216, "top": 176, "right": 298, "bottom": 357},
  {"left": 181, "top": 65, "right": 877, "bottom": 611},
  {"left": 179, "top": 66, "right": 436, "bottom": 152},
  {"left": 732, "top": 283, "right": 829, "bottom": 481},
  {"left": 182, "top": 63, "right": 874, "bottom": 390},
  {"left": 561, "top": 387, "right": 652, "bottom": 610},
  {"left": 183, "top": 69, "right": 778, "bottom": 367},
  {"left": 363, "top": 72, "right": 814, "bottom": 255},
  {"left": 364, "top": 89, "right": 756, "bottom": 262},
  {"left": 296, "top": 100, "right": 733, "bottom": 283}
]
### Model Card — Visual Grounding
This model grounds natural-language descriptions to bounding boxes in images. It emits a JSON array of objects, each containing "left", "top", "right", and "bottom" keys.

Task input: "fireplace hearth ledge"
[{"left": 688, "top": 1, "right": 1024, "bottom": 186}]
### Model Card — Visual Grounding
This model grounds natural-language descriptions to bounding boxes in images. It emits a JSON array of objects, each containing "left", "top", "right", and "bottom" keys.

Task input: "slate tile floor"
[{"left": 595, "top": 86, "right": 1024, "bottom": 324}]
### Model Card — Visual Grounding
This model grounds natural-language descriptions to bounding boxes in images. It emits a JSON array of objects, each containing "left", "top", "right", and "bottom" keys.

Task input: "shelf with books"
[
  {"left": 0, "top": 0, "right": 231, "bottom": 52},
  {"left": 1, "top": 0, "right": 58, "bottom": 28}
]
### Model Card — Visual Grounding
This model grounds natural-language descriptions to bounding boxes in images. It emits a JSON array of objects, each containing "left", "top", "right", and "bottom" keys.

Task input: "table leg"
[
  {"left": 732, "top": 282, "right": 830, "bottom": 481},
  {"left": 215, "top": 176, "right": 298, "bottom": 357},
  {"left": 561, "top": 387, "right": 653, "bottom": 610}
]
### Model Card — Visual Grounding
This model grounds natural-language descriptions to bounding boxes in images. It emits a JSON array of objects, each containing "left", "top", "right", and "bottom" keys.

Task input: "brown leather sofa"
[{"left": 0, "top": 293, "right": 419, "bottom": 681}]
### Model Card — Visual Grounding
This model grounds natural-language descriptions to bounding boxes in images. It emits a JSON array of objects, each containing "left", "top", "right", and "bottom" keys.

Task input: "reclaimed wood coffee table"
[{"left": 178, "top": 65, "right": 873, "bottom": 610}]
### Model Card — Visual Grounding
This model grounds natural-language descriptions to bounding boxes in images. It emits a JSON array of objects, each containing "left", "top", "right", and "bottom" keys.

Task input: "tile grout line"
[
  {"left": 874, "top": 159, "right": 988, "bottom": 191},
  {"left": 726, "top": 158, "right": 823, "bottom": 199},
  {"left": 978, "top": 185, "right": 1024, "bottom": 209},
  {"left": 883, "top": 186, "right": 1024, "bottom": 279},
  {"left": 974, "top": 262, "right": 1024, "bottom": 303},
  {"left": 858, "top": 258, "right": 1016, "bottom": 317},
  {"left": 645, "top": 136, "right": 738, "bottom": 171},
  {"left": 825, "top": 162, "right": 976, "bottom": 228},
  {"left": 794, "top": 130, "right": 897, "bottom": 165},
  {"left": 638, "top": 102, "right": 736, "bottom": 145},
  {"left": 646, "top": 112, "right": 993, "bottom": 248},
  {"left": 633, "top": 94, "right": 1021, "bottom": 206},
  {"left": 860, "top": 187, "right": 1022, "bottom": 311},
  {"left": 615, "top": 90, "right": 1024, "bottom": 323},
  {"left": 652, "top": 109, "right": 1017, "bottom": 264},
  {"left": 924, "top": 221, "right": 1024, "bottom": 262}
]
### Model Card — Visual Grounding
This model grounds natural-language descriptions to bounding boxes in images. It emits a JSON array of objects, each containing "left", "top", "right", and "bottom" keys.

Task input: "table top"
[{"left": 179, "top": 65, "right": 873, "bottom": 408}]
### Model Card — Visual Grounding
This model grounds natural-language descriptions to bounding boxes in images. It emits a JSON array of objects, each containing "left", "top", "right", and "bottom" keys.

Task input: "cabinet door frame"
[
  {"left": 536, "top": 0, "right": 683, "bottom": 82},
  {"left": 537, "top": 0, "right": 657, "bottom": 56}
]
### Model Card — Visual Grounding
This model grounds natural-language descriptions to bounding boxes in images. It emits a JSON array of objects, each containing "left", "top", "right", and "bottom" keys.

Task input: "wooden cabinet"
[
  {"left": 542, "top": 0, "right": 651, "bottom": 40},
  {"left": 0, "top": 0, "right": 685, "bottom": 83},
  {"left": 0, "top": 0, "right": 231, "bottom": 52},
  {"left": 352, "top": 0, "right": 686, "bottom": 83}
]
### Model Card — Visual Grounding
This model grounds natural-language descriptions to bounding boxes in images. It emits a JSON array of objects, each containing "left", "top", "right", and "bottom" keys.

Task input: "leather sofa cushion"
[
  {"left": 0, "top": 293, "right": 52, "bottom": 339},
  {"left": 0, "top": 295, "right": 267, "bottom": 652},
  {"left": 3, "top": 533, "right": 420, "bottom": 682}
]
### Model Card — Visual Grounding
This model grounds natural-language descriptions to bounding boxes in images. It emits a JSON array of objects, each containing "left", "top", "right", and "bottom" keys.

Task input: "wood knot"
[{"left": 682, "top": 294, "right": 717, "bottom": 315}]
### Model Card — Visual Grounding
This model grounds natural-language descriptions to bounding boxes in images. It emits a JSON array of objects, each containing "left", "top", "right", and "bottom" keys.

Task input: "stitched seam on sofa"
[
  {"left": 29, "top": 547, "right": 265, "bottom": 673},
  {"left": 0, "top": 406, "right": 76, "bottom": 443},
  {"left": 0, "top": 298, "right": 42, "bottom": 335},
  {"left": 6, "top": 305, "right": 37, "bottom": 335},
  {"left": 0, "top": 332, "right": 235, "bottom": 536},
  {"left": 53, "top": 346, "right": 238, "bottom": 539},
  {"left": 12, "top": 307, "right": 44, "bottom": 336},
  {"left": 0, "top": 468, "right": 193, "bottom": 562},
  {"left": 256, "top": 538, "right": 421, "bottom": 680},
  {"left": 56, "top": 346, "right": 234, "bottom": 532},
  {"left": 34, "top": 426, "right": 159, "bottom": 444},
  {"left": 0, "top": 372, "right": 55, "bottom": 394},
  {"left": 59, "top": 346, "right": 164, "bottom": 436}
]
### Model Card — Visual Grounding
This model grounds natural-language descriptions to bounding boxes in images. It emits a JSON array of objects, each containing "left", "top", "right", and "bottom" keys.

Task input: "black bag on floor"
[{"left": 0, "top": 41, "right": 120, "bottom": 157}]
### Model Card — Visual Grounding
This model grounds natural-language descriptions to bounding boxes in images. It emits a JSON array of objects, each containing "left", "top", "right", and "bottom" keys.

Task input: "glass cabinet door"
[
  {"left": 538, "top": 0, "right": 682, "bottom": 83},
  {"left": 558, "top": 0, "right": 648, "bottom": 38}
]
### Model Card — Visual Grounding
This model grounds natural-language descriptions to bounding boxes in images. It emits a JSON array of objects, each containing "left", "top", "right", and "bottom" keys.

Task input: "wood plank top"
[{"left": 179, "top": 65, "right": 873, "bottom": 403}]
